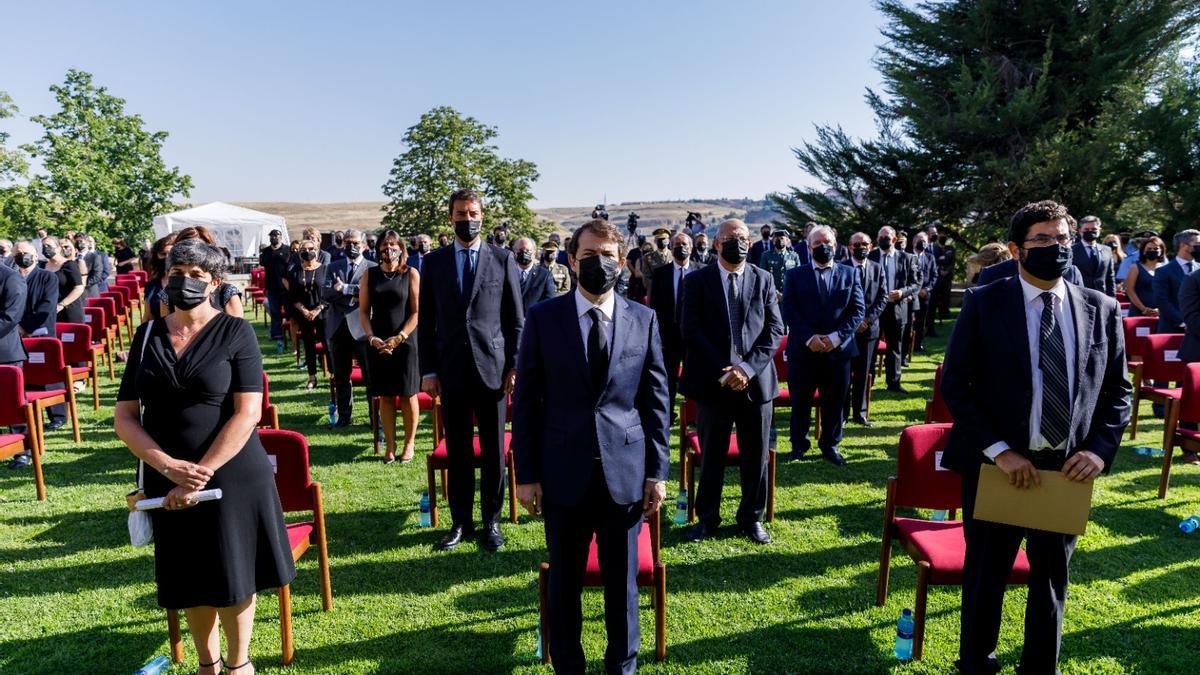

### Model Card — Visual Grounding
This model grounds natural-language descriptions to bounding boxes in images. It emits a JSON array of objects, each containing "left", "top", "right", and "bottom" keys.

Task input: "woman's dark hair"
[
  {"left": 148, "top": 233, "right": 177, "bottom": 281},
  {"left": 1007, "top": 200, "right": 1071, "bottom": 244},
  {"left": 375, "top": 229, "right": 409, "bottom": 273},
  {"left": 1139, "top": 236, "right": 1165, "bottom": 257},
  {"left": 167, "top": 238, "right": 228, "bottom": 279}
]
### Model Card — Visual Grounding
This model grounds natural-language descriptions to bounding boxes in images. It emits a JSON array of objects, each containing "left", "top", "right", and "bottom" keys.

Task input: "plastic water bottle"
[
  {"left": 894, "top": 608, "right": 914, "bottom": 661},
  {"left": 535, "top": 626, "right": 543, "bottom": 659},
  {"left": 673, "top": 489, "right": 688, "bottom": 525},
  {"left": 134, "top": 655, "right": 170, "bottom": 675},
  {"left": 275, "top": 339, "right": 284, "bottom": 354},
  {"left": 327, "top": 402, "right": 337, "bottom": 425},
  {"left": 419, "top": 492, "right": 431, "bottom": 528},
  {"left": 931, "top": 509, "right": 948, "bottom": 521},
  {"left": 1181, "top": 515, "right": 1200, "bottom": 534}
]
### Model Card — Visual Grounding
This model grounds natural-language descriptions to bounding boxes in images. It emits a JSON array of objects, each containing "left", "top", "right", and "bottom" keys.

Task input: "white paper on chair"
[
  {"left": 28, "top": 353, "right": 45, "bottom": 364},
  {"left": 268, "top": 455, "right": 278, "bottom": 474},
  {"left": 61, "top": 333, "right": 75, "bottom": 343},
  {"left": 83, "top": 315, "right": 92, "bottom": 323},
  {"left": 1121, "top": 308, "right": 1130, "bottom": 317},
  {"left": 1136, "top": 327, "right": 1151, "bottom": 337},
  {"left": 935, "top": 451, "right": 948, "bottom": 471},
  {"left": 1166, "top": 350, "right": 1181, "bottom": 362}
]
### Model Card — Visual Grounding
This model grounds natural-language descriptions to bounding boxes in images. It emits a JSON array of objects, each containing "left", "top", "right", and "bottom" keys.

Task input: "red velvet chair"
[
  {"left": 82, "top": 306, "right": 116, "bottom": 379},
  {"left": 680, "top": 398, "right": 777, "bottom": 523},
  {"left": 167, "top": 429, "right": 331, "bottom": 667},
  {"left": 1129, "top": 333, "right": 1186, "bottom": 440},
  {"left": 130, "top": 270, "right": 148, "bottom": 285},
  {"left": 772, "top": 334, "right": 823, "bottom": 443},
  {"left": 0, "top": 365, "right": 45, "bottom": 500},
  {"left": 100, "top": 289, "right": 132, "bottom": 342},
  {"left": 923, "top": 363, "right": 953, "bottom": 424},
  {"left": 1122, "top": 316, "right": 1158, "bottom": 374},
  {"left": 21, "top": 337, "right": 81, "bottom": 444},
  {"left": 425, "top": 398, "right": 518, "bottom": 527},
  {"left": 1158, "top": 362, "right": 1200, "bottom": 499},
  {"left": 876, "top": 423, "right": 1031, "bottom": 660},
  {"left": 54, "top": 323, "right": 101, "bottom": 410},
  {"left": 259, "top": 372, "right": 280, "bottom": 430},
  {"left": 108, "top": 283, "right": 137, "bottom": 323},
  {"left": 87, "top": 296, "right": 125, "bottom": 351},
  {"left": 538, "top": 515, "right": 665, "bottom": 664},
  {"left": 115, "top": 277, "right": 143, "bottom": 319}
]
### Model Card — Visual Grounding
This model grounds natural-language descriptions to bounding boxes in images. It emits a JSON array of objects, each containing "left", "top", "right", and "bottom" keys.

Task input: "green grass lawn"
[{"left": 1, "top": 310, "right": 1198, "bottom": 674}]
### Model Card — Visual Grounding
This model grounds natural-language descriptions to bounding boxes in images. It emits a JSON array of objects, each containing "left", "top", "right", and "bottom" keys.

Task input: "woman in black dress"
[
  {"left": 41, "top": 237, "right": 87, "bottom": 324},
  {"left": 1125, "top": 235, "right": 1163, "bottom": 318},
  {"left": 359, "top": 229, "right": 420, "bottom": 463},
  {"left": 285, "top": 239, "right": 328, "bottom": 390},
  {"left": 114, "top": 239, "right": 294, "bottom": 675}
]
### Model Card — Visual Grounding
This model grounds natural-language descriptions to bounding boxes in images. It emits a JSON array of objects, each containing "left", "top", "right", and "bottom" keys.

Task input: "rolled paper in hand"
[{"left": 136, "top": 489, "right": 223, "bottom": 511}]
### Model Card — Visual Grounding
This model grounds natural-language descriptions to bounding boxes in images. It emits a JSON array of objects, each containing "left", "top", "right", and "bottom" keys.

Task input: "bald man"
[{"left": 513, "top": 237, "right": 555, "bottom": 310}]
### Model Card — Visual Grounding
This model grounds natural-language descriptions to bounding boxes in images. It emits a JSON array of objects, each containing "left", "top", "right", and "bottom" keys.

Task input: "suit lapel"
[
  {"left": 1066, "top": 284, "right": 1095, "bottom": 437},
  {"left": 710, "top": 265, "right": 731, "bottom": 342},
  {"left": 1004, "top": 277, "right": 1033, "bottom": 389},
  {"left": 605, "top": 296, "right": 629, "bottom": 391},
  {"left": 559, "top": 295, "right": 592, "bottom": 393},
  {"left": 468, "top": 246, "right": 489, "bottom": 305}
]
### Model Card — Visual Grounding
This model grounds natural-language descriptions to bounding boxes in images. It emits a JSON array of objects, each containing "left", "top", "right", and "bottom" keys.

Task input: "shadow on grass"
[
  {"left": 0, "top": 619, "right": 169, "bottom": 675},
  {"left": 666, "top": 619, "right": 889, "bottom": 672}
]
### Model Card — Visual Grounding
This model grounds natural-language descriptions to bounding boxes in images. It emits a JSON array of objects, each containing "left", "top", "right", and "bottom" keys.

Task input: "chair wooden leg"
[
  {"left": 313, "top": 486, "right": 333, "bottom": 612},
  {"left": 279, "top": 584, "right": 294, "bottom": 665},
  {"left": 426, "top": 462, "right": 439, "bottom": 528},
  {"left": 913, "top": 562, "right": 929, "bottom": 660},
  {"left": 508, "top": 454, "right": 518, "bottom": 524},
  {"left": 876, "top": 531, "right": 893, "bottom": 606},
  {"left": 538, "top": 563, "right": 551, "bottom": 665},
  {"left": 167, "top": 609, "right": 184, "bottom": 664},
  {"left": 90, "top": 361, "right": 100, "bottom": 410},
  {"left": 33, "top": 402, "right": 46, "bottom": 457},
  {"left": 766, "top": 450, "right": 776, "bottom": 523},
  {"left": 655, "top": 564, "right": 666, "bottom": 662},
  {"left": 686, "top": 453, "right": 697, "bottom": 523},
  {"left": 1159, "top": 398, "right": 1179, "bottom": 499},
  {"left": 1129, "top": 387, "right": 1141, "bottom": 440},
  {"left": 441, "top": 469, "right": 449, "bottom": 501},
  {"left": 67, "top": 387, "right": 81, "bottom": 443},
  {"left": 105, "top": 342, "right": 115, "bottom": 379},
  {"left": 30, "top": 435, "right": 46, "bottom": 501}
]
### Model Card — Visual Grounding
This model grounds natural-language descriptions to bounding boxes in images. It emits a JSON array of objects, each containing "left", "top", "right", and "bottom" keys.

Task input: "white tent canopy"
[{"left": 152, "top": 202, "right": 286, "bottom": 258}]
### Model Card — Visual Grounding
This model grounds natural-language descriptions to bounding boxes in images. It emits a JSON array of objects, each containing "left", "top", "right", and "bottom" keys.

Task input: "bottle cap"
[{"left": 902, "top": 608, "right": 912, "bottom": 616}]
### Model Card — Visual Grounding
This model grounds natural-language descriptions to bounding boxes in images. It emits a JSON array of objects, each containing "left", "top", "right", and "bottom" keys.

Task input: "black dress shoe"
[
  {"left": 329, "top": 417, "right": 352, "bottom": 429},
  {"left": 435, "top": 524, "right": 474, "bottom": 551},
  {"left": 743, "top": 522, "right": 771, "bottom": 544},
  {"left": 901, "top": 357, "right": 911, "bottom": 367},
  {"left": 480, "top": 522, "right": 504, "bottom": 551},
  {"left": 45, "top": 419, "right": 66, "bottom": 431},
  {"left": 887, "top": 384, "right": 908, "bottom": 394},
  {"left": 8, "top": 452, "right": 30, "bottom": 470},
  {"left": 822, "top": 450, "right": 847, "bottom": 466},
  {"left": 786, "top": 450, "right": 808, "bottom": 463},
  {"left": 852, "top": 415, "right": 872, "bottom": 427},
  {"left": 684, "top": 522, "right": 711, "bottom": 542}
]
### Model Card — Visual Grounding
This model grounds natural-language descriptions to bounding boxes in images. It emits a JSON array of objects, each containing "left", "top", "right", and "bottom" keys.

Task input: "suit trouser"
[
  {"left": 934, "top": 277, "right": 952, "bottom": 318},
  {"left": 294, "top": 314, "right": 325, "bottom": 377},
  {"left": 912, "top": 305, "right": 930, "bottom": 353},
  {"left": 663, "top": 346, "right": 682, "bottom": 418},
  {"left": 544, "top": 463, "right": 642, "bottom": 675},
  {"left": 788, "top": 351, "right": 850, "bottom": 454},
  {"left": 266, "top": 287, "right": 287, "bottom": 340},
  {"left": 846, "top": 332, "right": 878, "bottom": 420},
  {"left": 329, "top": 320, "right": 370, "bottom": 419},
  {"left": 440, "top": 368, "right": 507, "bottom": 527},
  {"left": 960, "top": 463, "right": 1075, "bottom": 675},
  {"left": 880, "top": 307, "right": 905, "bottom": 386},
  {"left": 693, "top": 395, "right": 770, "bottom": 527}
]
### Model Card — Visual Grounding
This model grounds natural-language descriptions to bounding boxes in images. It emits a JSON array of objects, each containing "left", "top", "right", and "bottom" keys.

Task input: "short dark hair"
[
  {"left": 567, "top": 218, "right": 626, "bottom": 259},
  {"left": 448, "top": 188, "right": 483, "bottom": 215},
  {"left": 167, "top": 238, "right": 228, "bottom": 279},
  {"left": 1007, "top": 200, "right": 1071, "bottom": 244}
]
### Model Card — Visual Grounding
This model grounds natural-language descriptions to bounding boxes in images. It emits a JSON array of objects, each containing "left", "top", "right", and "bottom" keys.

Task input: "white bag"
[{"left": 127, "top": 321, "right": 154, "bottom": 547}]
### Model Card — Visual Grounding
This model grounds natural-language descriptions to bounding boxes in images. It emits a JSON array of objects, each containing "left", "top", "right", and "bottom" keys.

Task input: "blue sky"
[{"left": 1, "top": 1, "right": 886, "bottom": 206}]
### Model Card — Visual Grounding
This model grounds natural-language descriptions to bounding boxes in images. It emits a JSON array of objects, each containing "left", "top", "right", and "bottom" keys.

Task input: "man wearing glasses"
[
  {"left": 1151, "top": 229, "right": 1200, "bottom": 334},
  {"left": 977, "top": 228, "right": 1086, "bottom": 287}
]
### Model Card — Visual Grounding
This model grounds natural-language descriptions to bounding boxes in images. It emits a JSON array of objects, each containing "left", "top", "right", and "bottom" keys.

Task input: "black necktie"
[
  {"left": 460, "top": 249, "right": 475, "bottom": 302},
  {"left": 728, "top": 272, "right": 745, "bottom": 358},
  {"left": 587, "top": 308, "right": 609, "bottom": 395},
  {"left": 817, "top": 268, "right": 829, "bottom": 301},
  {"left": 675, "top": 267, "right": 684, "bottom": 323},
  {"left": 1038, "top": 291, "right": 1071, "bottom": 449}
]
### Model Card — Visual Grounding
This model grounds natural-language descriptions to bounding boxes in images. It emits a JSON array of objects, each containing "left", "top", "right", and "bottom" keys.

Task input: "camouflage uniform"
[
  {"left": 541, "top": 242, "right": 573, "bottom": 295},
  {"left": 761, "top": 246, "right": 802, "bottom": 294},
  {"left": 639, "top": 248, "right": 671, "bottom": 300}
]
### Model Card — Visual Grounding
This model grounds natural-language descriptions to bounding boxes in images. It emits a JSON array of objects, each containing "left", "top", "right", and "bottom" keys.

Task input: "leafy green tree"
[
  {"left": 21, "top": 69, "right": 192, "bottom": 242},
  {"left": 774, "top": 1, "right": 1200, "bottom": 251},
  {"left": 1140, "top": 53, "right": 1200, "bottom": 235},
  {"left": 380, "top": 106, "right": 543, "bottom": 241}
]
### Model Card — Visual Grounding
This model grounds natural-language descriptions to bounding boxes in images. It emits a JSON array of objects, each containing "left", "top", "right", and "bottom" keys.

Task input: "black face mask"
[
  {"left": 1081, "top": 230, "right": 1099, "bottom": 243},
  {"left": 877, "top": 237, "right": 893, "bottom": 251},
  {"left": 1143, "top": 249, "right": 1162, "bottom": 261},
  {"left": 165, "top": 276, "right": 211, "bottom": 310},
  {"left": 300, "top": 250, "right": 317, "bottom": 262},
  {"left": 655, "top": 238, "right": 668, "bottom": 251},
  {"left": 418, "top": 243, "right": 431, "bottom": 254},
  {"left": 42, "top": 244, "right": 58, "bottom": 259},
  {"left": 269, "top": 236, "right": 281, "bottom": 246},
  {"left": 515, "top": 249, "right": 534, "bottom": 265},
  {"left": 1106, "top": 242, "right": 1118, "bottom": 251},
  {"left": 852, "top": 247, "right": 870, "bottom": 261},
  {"left": 773, "top": 240, "right": 785, "bottom": 250},
  {"left": 494, "top": 235, "right": 506, "bottom": 245},
  {"left": 454, "top": 219, "right": 482, "bottom": 242},
  {"left": 811, "top": 244, "right": 834, "bottom": 265},
  {"left": 915, "top": 242, "right": 926, "bottom": 252},
  {"left": 761, "top": 231, "right": 771, "bottom": 241},
  {"left": 577, "top": 255, "right": 620, "bottom": 295},
  {"left": 541, "top": 251, "right": 555, "bottom": 264},
  {"left": 721, "top": 239, "right": 749, "bottom": 265},
  {"left": 672, "top": 245, "right": 690, "bottom": 262},
  {"left": 334, "top": 236, "right": 344, "bottom": 246},
  {"left": 345, "top": 243, "right": 361, "bottom": 259},
  {"left": 15, "top": 253, "right": 35, "bottom": 269},
  {"left": 1021, "top": 244, "right": 1073, "bottom": 282}
]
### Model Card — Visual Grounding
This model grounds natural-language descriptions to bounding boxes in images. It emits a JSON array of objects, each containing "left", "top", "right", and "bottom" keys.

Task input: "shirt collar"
[
  {"left": 674, "top": 260, "right": 690, "bottom": 272},
  {"left": 454, "top": 238, "right": 483, "bottom": 256},
  {"left": 1177, "top": 255, "right": 1192, "bottom": 268},
  {"left": 1019, "top": 274, "right": 1067, "bottom": 307},
  {"left": 574, "top": 288, "right": 616, "bottom": 321},
  {"left": 719, "top": 262, "right": 746, "bottom": 280}
]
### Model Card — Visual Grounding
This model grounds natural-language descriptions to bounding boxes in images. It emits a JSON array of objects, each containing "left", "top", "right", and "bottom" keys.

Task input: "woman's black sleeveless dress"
[
  {"left": 364, "top": 265, "right": 419, "bottom": 397},
  {"left": 118, "top": 313, "right": 296, "bottom": 609}
]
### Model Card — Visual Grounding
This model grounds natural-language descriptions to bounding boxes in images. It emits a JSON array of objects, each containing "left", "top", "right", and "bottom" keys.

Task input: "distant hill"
[{"left": 232, "top": 199, "right": 786, "bottom": 239}]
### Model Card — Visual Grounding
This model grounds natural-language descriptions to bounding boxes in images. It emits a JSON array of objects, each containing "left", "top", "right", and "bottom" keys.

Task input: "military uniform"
[
  {"left": 541, "top": 242, "right": 573, "bottom": 295},
  {"left": 761, "top": 246, "right": 802, "bottom": 295},
  {"left": 639, "top": 228, "right": 673, "bottom": 300}
]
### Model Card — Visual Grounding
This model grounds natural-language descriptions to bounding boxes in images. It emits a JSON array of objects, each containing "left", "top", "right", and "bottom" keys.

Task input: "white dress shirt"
[
  {"left": 1176, "top": 255, "right": 1195, "bottom": 275},
  {"left": 716, "top": 262, "right": 754, "bottom": 380},
  {"left": 982, "top": 276, "right": 1076, "bottom": 459},
  {"left": 574, "top": 288, "right": 615, "bottom": 362}
]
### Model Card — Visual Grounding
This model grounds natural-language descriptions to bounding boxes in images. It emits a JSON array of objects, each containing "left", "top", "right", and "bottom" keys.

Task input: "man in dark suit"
[
  {"left": 1151, "top": 229, "right": 1200, "bottom": 333},
  {"left": 419, "top": 188, "right": 524, "bottom": 552},
  {"left": 326, "top": 230, "right": 346, "bottom": 263},
  {"left": 513, "top": 237, "right": 555, "bottom": 311},
  {"left": 0, "top": 257, "right": 28, "bottom": 468},
  {"left": 842, "top": 232, "right": 887, "bottom": 425},
  {"left": 781, "top": 226, "right": 864, "bottom": 465},
  {"left": 322, "top": 228, "right": 377, "bottom": 427},
  {"left": 406, "top": 234, "right": 432, "bottom": 272},
  {"left": 941, "top": 200, "right": 1131, "bottom": 674},
  {"left": 649, "top": 231, "right": 703, "bottom": 414},
  {"left": 259, "top": 228, "right": 290, "bottom": 349},
  {"left": 909, "top": 231, "right": 939, "bottom": 357},
  {"left": 513, "top": 218, "right": 670, "bottom": 675},
  {"left": 1071, "top": 216, "right": 1116, "bottom": 297},
  {"left": 868, "top": 226, "right": 920, "bottom": 392},
  {"left": 680, "top": 219, "right": 784, "bottom": 544},
  {"left": 13, "top": 241, "right": 56, "bottom": 340},
  {"left": 748, "top": 223, "right": 772, "bottom": 267}
]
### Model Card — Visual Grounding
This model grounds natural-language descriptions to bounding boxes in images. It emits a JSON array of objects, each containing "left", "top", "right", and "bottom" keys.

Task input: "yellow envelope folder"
[{"left": 973, "top": 464, "right": 1094, "bottom": 536}]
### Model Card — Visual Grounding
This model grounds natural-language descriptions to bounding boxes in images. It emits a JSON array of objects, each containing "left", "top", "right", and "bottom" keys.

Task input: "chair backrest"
[
  {"left": 55, "top": 323, "right": 94, "bottom": 364},
  {"left": 82, "top": 306, "right": 107, "bottom": 333},
  {"left": 773, "top": 334, "right": 789, "bottom": 380},
  {"left": 257, "top": 429, "right": 315, "bottom": 513},
  {"left": 1177, "top": 363, "right": 1200, "bottom": 425},
  {"left": 1140, "top": 333, "right": 1186, "bottom": 382},
  {"left": 1123, "top": 316, "right": 1157, "bottom": 361},
  {"left": 21, "top": 337, "right": 67, "bottom": 386},
  {"left": 893, "top": 423, "right": 961, "bottom": 511},
  {"left": 262, "top": 371, "right": 273, "bottom": 408},
  {"left": 88, "top": 296, "right": 118, "bottom": 326},
  {"left": 0, "top": 365, "right": 29, "bottom": 425},
  {"left": 131, "top": 270, "right": 148, "bottom": 284},
  {"left": 108, "top": 284, "right": 133, "bottom": 305},
  {"left": 927, "top": 363, "right": 953, "bottom": 423},
  {"left": 100, "top": 290, "right": 127, "bottom": 314}
]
